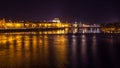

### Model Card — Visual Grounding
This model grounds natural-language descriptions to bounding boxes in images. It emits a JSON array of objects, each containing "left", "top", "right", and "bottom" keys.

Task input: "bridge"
[{"left": 68, "top": 23, "right": 101, "bottom": 34}]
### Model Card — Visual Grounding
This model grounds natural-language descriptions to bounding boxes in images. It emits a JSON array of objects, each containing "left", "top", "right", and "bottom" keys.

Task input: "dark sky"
[{"left": 0, "top": 0, "right": 120, "bottom": 23}]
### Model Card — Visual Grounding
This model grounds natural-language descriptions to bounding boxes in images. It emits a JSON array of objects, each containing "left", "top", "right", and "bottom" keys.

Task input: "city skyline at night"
[
  {"left": 0, "top": 0, "right": 120, "bottom": 23},
  {"left": 1, "top": 0, "right": 120, "bottom": 68}
]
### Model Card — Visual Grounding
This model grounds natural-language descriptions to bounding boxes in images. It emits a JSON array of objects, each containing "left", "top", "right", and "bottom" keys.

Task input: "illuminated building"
[
  {"left": 52, "top": 18, "right": 61, "bottom": 23},
  {"left": 0, "top": 18, "right": 69, "bottom": 29}
]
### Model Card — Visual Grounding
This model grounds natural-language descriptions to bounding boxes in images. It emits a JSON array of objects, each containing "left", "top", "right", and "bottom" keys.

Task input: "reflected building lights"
[
  {"left": 42, "top": 35, "right": 49, "bottom": 65},
  {"left": 37, "top": 30, "right": 68, "bottom": 35},
  {"left": 92, "top": 35, "right": 97, "bottom": 59},
  {"left": 24, "top": 36, "right": 30, "bottom": 51},
  {"left": 53, "top": 35, "right": 67, "bottom": 68},
  {"left": 107, "top": 37, "right": 118, "bottom": 67},
  {"left": 92, "top": 35, "right": 97, "bottom": 53},
  {"left": 72, "top": 35, "right": 77, "bottom": 53},
  {"left": 1, "top": 31, "right": 120, "bottom": 68},
  {"left": 0, "top": 33, "right": 69, "bottom": 68},
  {"left": 72, "top": 35, "right": 77, "bottom": 68},
  {"left": 16, "top": 35, "right": 22, "bottom": 51},
  {"left": 81, "top": 35, "right": 87, "bottom": 65},
  {"left": 32, "top": 36, "right": 37, "bottom": 55}
]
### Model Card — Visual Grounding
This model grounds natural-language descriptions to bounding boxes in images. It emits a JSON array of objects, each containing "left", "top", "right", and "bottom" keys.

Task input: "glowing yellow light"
[
  {"left": 6, "top": 23, "right": 14, "bottom": 27},
  {"left": 14, "top": 23, "right": 23, "bottom": 28},
  {"left": 32, "top": 24, "right": 37, "bottom": 28}
]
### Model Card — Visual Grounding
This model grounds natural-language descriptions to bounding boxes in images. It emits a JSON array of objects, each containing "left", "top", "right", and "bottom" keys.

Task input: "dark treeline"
[
  {"left": 101, "top": 22, "right": 120, "bottom": 28},
  {"left": 100, "top": 22, "right": 120, "bottom": 33}
]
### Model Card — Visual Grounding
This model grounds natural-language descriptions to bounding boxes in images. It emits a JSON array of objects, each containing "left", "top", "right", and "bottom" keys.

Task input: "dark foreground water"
[{"left": 0, "top": 33, "right": 120, "bottom": 68}]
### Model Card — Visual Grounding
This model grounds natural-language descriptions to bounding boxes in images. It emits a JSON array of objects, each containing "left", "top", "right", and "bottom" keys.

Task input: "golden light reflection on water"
[
  {"left": 52, "top": 35, "right": 68, "bottom": 68},
  {"left": 0, "top": 33, "right": 68, "bottom": 68},
  {"left": 0, "top": 32, "right": 118, "bottom": 68}
]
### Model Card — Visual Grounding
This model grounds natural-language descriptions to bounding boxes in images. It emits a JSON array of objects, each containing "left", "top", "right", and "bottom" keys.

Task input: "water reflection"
[
  {"left": 71, "top": 35, "right": 77, "bottom": 68},
  {"left": 0, "top": 33, "right": 120, "bottom": 68},
  {"left": 92, "top": 35, "right": 97, "bottom": 58},
  {"left": 53, "top": 35, "right": 68, "bottom": 68},
  {"left": 81, "top": 35, "right": 87, "bottom": 67},
  {"left": 0, "top": 33, "right": 68, "bottom": 68},
  {"left": 106, "top": 36, "right": 118, "bottom": 68},
  {"left": 91, "top": 35, "right": 101, "bottom": 68}
]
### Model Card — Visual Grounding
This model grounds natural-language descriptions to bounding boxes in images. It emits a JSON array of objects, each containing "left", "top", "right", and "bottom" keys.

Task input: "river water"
[{"left": 0, "top": 33, "right": 120, "bottom": 68}]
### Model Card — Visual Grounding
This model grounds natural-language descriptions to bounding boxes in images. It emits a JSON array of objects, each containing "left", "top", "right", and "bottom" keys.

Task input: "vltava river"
[{"left": 0, "top": 33, "right": 120, "bottom": 68}]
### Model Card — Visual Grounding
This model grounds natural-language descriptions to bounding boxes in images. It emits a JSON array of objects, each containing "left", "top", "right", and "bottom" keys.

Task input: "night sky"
[{"left": 0, "top": 0, "right": 120, "bottom": 23}]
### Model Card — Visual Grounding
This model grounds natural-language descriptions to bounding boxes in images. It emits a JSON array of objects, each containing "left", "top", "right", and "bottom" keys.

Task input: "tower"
[{"left": 52, "top": 18, "right": 61, "bottom": 23}]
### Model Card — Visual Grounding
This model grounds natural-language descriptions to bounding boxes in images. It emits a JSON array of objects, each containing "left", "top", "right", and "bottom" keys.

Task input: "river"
[{"left": 0, "top": 33, "right": 120, "bottom": 68}]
